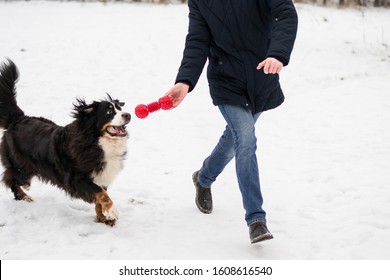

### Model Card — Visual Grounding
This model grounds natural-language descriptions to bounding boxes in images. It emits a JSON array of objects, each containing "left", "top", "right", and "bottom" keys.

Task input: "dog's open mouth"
[{"left": 106, "top": 125, "right": 127, "bottom": 137}]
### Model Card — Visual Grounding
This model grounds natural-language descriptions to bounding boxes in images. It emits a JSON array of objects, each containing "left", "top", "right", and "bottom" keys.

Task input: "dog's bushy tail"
[{"left": 0, "top": 59, "right": 25, "bottom": 129}]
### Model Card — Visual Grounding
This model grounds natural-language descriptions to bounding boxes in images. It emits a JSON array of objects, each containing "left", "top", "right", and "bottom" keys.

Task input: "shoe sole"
[
  {"left": 250, "top": 233, "right": 274, "bottom": 244},
  {"left": 192, "top": 172, "right": 212, "bottom": 214},
  {"left": 195, "top": 198, "right": 212, "bottom": 214}
]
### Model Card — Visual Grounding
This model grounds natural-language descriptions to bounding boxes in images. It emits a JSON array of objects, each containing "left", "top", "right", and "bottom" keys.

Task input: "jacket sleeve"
[
  {"left": 175, "top": 0, "right": 211, "bottom": 92},
  {"left": 266, "top": 0, "right": 298, "bottom": 66}
]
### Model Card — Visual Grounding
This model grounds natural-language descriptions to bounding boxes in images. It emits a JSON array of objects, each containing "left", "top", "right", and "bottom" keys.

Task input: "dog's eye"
[{"left": 107, "top": 109, "right": 114, "bottom": 115}]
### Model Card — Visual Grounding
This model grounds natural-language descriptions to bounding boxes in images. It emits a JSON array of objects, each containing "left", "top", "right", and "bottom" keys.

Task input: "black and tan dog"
[{"left": 0, "top": 59, "right": 130, "bottom": 226}]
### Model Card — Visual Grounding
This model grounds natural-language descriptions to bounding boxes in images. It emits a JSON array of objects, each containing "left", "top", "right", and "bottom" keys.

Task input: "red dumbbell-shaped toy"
[{"left": 135, "top": 96, "right": 174, "bottom": 119}]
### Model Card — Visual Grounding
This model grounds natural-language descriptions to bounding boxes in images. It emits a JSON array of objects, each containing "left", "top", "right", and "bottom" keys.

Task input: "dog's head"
[{"left": 73, "top": 94, "right": 131, "bottom": 138}]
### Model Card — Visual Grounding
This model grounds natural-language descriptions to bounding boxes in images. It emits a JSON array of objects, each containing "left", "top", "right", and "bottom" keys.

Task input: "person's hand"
[
  {"left": 256, "top": 57, "right": 283, "bottom": 74},
  {"left": 165, "top": 82, "right": 190, "bottom": 108}
]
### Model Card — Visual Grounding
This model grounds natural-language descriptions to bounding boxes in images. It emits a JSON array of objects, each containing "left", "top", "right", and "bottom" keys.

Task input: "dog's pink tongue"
[
  {"left": 108, "top": 126, "right": 126, "bottom": 136},
  {"left": 107, "top": 126, "right": 117, "bottom": 134}
]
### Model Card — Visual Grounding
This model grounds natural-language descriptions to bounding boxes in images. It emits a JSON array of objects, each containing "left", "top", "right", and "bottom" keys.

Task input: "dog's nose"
[{"left": 122, "top": 113, "right": 131, "bottom": 123}]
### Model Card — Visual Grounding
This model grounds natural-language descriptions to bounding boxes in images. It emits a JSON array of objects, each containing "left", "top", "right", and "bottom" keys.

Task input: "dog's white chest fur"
[{"left": 92, "top": 137, "right": 127, "bottom": 187}]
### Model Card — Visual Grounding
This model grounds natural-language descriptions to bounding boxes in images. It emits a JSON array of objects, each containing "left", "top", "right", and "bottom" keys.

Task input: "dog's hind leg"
[
  {"left": 94, "top": 189, "right": 119, "bottom": 226},
  {"left": 11, "top": 184, "right": 33, "bottom": 202},
  {"left": 1, "top": 138, "right": 34, "bottom": 202},
  {"left": 2, "top": 168, "right": 34, "bottom": 202}
]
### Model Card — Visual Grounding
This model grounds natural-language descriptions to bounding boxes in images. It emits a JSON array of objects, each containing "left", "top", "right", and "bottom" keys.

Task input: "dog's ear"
[
  {"left": 72, "top": 98, "right": 96, "bottom": 117},
  {"left": 105, "top": 92, "right": 125, "bottom": 108},
  {"left": 106, "top": 92, "right": 114, "bottom": 102},
  {"left": 80, "top": 105, "right": 95, "bottom": 114}
]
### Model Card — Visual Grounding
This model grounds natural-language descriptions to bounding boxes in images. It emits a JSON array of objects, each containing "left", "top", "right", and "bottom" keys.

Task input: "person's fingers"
[
  {"left": 170, "top": 89, "right": 184, "bottom": 107},
  {"left": 256, "top": 60, "right": 266, "bottom": 70},
  {"left": 257, "top": 58, "right": 283, "bottom": 74},
  {"left": 269, "top": 63, "right": 277, "bottom": 74},
  {"left": 165, "top": 83, "right": 189, "bottom": 108}
]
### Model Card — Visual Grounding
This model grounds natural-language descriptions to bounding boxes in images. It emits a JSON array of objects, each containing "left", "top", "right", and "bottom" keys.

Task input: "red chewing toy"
[{"left": 135, "top": 96, "right": 173, "bottom": 119}]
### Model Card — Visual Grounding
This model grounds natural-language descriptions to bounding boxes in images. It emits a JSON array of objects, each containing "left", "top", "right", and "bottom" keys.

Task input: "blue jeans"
[{"left": 197, "top": 104, "right": 266, "bottom": 226}]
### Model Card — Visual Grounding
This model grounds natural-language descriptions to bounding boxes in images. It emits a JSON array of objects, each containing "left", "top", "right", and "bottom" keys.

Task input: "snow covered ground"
[{"left": 0, "top": 1, "right": 389, "bottom": 262}]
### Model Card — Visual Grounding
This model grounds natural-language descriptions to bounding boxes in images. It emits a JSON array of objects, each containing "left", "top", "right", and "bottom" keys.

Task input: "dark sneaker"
[
  {"left": 249, "top": 222, "right": 274, "bottom": 244},
  {"left": 192, "top": 171, "right": 213, "bottom": 214}
]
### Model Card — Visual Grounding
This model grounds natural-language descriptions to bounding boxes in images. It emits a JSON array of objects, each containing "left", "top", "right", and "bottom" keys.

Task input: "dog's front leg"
[{"left": 95, "top": 189, "right": 119, "bottom": 226}]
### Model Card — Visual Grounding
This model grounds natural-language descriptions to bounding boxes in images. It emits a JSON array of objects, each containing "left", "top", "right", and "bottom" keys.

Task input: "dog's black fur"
[{"left": 0, "top": 59, "right": 130, "bottom": 225}]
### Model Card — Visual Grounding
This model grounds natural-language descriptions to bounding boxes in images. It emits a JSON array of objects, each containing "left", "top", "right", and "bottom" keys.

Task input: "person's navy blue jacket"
[{"left": 175, "top": 0, "right": 298, "bottom": 113}]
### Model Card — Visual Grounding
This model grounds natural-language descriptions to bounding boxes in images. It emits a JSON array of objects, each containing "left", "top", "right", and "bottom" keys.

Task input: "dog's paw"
[
  {"left": 103, "top": 205, "right": 119, "bottom": 221},
  {"left": 22, "top": 195, "right": 34, "bottom": 203},
  {"left": 104, "top": 219, "right": 116, "bottom": 227}
]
